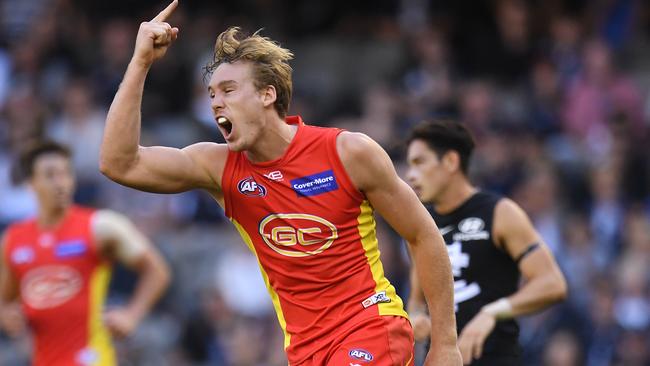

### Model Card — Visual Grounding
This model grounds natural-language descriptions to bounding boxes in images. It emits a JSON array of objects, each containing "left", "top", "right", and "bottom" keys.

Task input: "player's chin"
[{"left": 225, "top": 139, "right": 246, "bottom": 152}]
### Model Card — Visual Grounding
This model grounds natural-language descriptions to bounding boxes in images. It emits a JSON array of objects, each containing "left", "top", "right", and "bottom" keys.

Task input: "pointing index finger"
[{"left": 151, "top": 0, "right": 178, "bottom": 22}]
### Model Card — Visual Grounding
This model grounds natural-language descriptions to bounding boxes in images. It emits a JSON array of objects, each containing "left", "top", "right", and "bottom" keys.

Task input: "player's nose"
[
  {"left": 405, "top": 168, "right": 417, "bottom": 185},
  {"left": 210, "top": 94, "right": 225, "bottom": 112}
]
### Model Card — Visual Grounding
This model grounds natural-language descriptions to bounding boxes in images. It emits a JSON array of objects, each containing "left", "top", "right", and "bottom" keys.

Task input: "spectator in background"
[
  {"left": 48, "top": 78, "right": 106, "bottom": 204},
  {"left": 563, "top": 39, "right": 644, "bottom": 143}
]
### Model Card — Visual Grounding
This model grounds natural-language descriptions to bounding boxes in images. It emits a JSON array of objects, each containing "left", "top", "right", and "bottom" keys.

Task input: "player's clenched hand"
[
  {"left": 457, "top": 311, "right": 496, "bottom": 365},
  {"left": 103, "top": 307, "right": 140, "bottom": 339},
  {"left": 0, "top": 303, "right": 26, "bottom": 338},
  {"left": 132, "top": 0, "right": 179, "bottom": 68},
  {"left": 410, "top": 312, "right": 431, "bottom": 341}
]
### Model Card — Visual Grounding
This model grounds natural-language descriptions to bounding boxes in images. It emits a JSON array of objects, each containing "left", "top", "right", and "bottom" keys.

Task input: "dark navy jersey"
[{"left": 429, "top": 191, "right": 521, "bottom": 360}]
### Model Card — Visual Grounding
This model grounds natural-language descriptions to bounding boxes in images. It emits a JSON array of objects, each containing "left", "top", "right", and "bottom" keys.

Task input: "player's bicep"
[
  {"left": 517, "top": 244, "right": 561, "bottom": 282},
  {"left": 494, "top": 199, "right": 560, "bottom": 280},
  {"left": 104, "top": 143, "right": 224, "bottom": 194},
  {"left": 367, "top": 178, "right": 437, "bottom": 243},
  {"left": 337, "top": 132, "right": 436, "bottom": 242},
  {"left": 92, "top": 210, "right": 150, "bottom": 267}
]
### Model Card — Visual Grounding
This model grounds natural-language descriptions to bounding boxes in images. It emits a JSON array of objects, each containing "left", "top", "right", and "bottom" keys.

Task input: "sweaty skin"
[{"left": 100, "top": 2, "right": 461, "bottom": 364}]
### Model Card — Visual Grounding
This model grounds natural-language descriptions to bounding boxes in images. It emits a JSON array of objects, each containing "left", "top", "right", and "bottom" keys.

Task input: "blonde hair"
[{"left": 205, "top": 27, "right": 294, "bottom": 118}]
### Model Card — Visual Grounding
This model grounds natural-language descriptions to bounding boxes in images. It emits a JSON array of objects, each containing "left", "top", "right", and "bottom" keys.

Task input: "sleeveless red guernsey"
[
  {"left": 3, "top": 205, "right": 115, "bottom": 366},
  {"left": 222, "top": 116, "right": 408, "bottom": 363}
]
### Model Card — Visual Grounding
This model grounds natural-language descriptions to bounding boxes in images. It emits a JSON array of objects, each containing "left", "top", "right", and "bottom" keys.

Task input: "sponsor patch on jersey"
[
  {"left": 349, "top": 349, "right": 373, "bottom": 362},
  {"left": 55, "top": 240, "right": 87, "bottom": 258},
  {"left": 11, "top": 246, "right": 34, "bottom": 264},
  {"left": 290, "top": 170, "right": 339, "bottom": 197},
  {"left": 21, "top": 265, "right": 82, "bottom": 309},
  {"left": 361, "top": 291, "right": 391, "bottom": 308},
  {"left": 453, "top": 217, "right": 489, "bottom": 241},
  {"left": 238, "top": 177, "right": 267, "bottom": 197},
  {"left": 263, "top": 170, "right": 284, "bottom": 182}
]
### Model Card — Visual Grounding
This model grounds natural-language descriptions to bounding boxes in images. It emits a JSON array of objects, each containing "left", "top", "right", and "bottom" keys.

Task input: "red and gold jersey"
[
  {"left": 3, "top": 205, "right": 114, "bottom": 366},
  {"left": 222, "top": 116, "right": 408, "bottom": 363}
]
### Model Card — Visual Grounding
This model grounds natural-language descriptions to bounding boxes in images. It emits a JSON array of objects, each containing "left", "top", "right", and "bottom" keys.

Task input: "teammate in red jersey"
[
  {"left": 0, "top": 141, "right": 170, "bottom": 366},
  {"left": 99, "top": 1, "right": 461, "bottom": 364}
]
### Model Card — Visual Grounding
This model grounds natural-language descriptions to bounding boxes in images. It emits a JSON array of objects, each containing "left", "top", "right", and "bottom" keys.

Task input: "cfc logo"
[
  {"left": 259, "top": 214, "right": 338, "bottom": 257},
  {"left": 238, "top": 177, "right": 267, "bottom": 197}
]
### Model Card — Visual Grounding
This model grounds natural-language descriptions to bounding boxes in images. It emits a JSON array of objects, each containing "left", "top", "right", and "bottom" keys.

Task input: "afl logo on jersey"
[
  {"left": 21, "top": 265, "right": 82, "bottom": 309},
  {"left": 259, "top": 214, "right": 338, "bottom": 257},
  {"left": 238, "top": 177, "right": 267, "bottom": 197}
]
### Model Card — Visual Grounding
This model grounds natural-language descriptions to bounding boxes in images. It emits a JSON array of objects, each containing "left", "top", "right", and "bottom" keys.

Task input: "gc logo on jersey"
[
  {"left": 259, "top": 214, "right": 338, "bottom": 257},
  {"left": 21, "top": 265, "right": 82, "bottom": 309},
  {"left": 238, "top": 177, "right": 267, "bottom": 197}
]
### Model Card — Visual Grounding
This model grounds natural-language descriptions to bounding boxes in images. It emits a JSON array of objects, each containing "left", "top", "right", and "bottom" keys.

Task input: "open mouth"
[{"left": 217, "top": 116, "right": 233, "bottom": 136}]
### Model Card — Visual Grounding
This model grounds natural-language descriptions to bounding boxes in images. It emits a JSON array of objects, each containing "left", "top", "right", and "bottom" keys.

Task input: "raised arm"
[
  {"left": 92, "top": 210, "right": 171, "bottom": 338},
  {"left": 99, "top": 0, "right": 227, "bottom": 195},
  {"left": 337, "top": 132, "right": 461, "bottom": 366}
]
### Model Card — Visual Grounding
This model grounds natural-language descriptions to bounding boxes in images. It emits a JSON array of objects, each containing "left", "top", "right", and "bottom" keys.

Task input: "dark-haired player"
[
  {"left": 0, "top": 141, "right": 170, "bottom": 366},
  {"left": 405, "top": 120, "right": 567, "bottom": 365}
]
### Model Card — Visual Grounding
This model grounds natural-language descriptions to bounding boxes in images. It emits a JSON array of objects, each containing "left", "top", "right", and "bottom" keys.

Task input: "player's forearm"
[
  {"left": 127, "top": 250, "right": 170, "bottom": 322},
  {"left": 485, "top": 271, "right": 567, "bottom": 319},
  {"left": 409, "top": 234, "right": 461, "bottom": 364},
  {"left": 406, "top": 265, "right": 427, "bottom": 315},
  {"left": 505, "top": 271, "right": 567, "bottom": 317},
  {"left": 100, "top": 61, "right": 149, "bottom": 179}
]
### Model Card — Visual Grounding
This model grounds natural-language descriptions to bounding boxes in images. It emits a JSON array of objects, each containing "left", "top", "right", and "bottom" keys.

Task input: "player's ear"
[
  {"left": 442, "top": 151, "right": 461, "bottom": 173},
  {"left": 261, "top": 85, "right": 277, "bottom": 108}
]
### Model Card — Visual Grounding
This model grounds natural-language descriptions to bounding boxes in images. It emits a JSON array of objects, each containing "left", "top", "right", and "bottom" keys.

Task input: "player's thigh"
[{"left": 327, "top": 316, "right": 414, "bottom": 366}]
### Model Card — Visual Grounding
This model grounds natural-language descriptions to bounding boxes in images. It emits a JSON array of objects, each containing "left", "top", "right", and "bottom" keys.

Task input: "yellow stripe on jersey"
[
  {"left": 88, "top": 263, "right": 115, "bottom": 366},
  {"left": 232, "top": 219, "right": 291, "bottom": 349},
  {"left": 357, "top": 200, "right": 408, "bottom": 318}
]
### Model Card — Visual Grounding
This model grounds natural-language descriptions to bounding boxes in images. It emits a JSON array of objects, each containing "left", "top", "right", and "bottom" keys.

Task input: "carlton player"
[
  {"left": 0, "top": 141, "right": 170, "bottom": 366},
  {"left": 99, "top": 1, "right": 460, "bottom": 364},
  {"left": 405, "top": 120, "right": 567, "bottom": 365}
]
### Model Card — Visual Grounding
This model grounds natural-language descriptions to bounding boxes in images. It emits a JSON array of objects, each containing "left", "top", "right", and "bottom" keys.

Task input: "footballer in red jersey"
[
  {"left": 100, "top": 2, "right": 461, "bottom": 365},
  {"left": 0, "top": 142, "right": 170, "bottom": 366}
]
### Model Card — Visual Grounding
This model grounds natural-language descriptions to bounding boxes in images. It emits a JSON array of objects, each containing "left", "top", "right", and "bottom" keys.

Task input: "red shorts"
[{"left": 297, "top": 315, "right": 415, "bottom": 366}]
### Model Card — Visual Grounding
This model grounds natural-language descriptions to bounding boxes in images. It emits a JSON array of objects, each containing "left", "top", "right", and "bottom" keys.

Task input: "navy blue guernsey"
[{"left": 429, "top": 191, "right": 521, "bottom": 360}]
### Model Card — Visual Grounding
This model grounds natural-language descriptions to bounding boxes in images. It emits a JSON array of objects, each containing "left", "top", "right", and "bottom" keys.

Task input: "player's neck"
[
  {"left": 246, "top": 115, "right": 298, "bottom": 163},
  {"left": 37, "top": 205, "right": 69, "bottom": 229},
  {"left": 435, "top": 178, "right": 477, "bottom": 215}
]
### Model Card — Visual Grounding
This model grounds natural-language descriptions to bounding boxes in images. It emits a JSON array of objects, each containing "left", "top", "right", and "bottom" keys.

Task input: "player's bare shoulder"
[
  {"left": 182, "top": 142, "right": 230, "bottom": 186},
  {"left": 335, "top": 131, "right": 394, "bottom": 192}
]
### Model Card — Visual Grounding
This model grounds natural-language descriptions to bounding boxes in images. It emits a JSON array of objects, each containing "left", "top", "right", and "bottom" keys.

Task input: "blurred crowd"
[{"left": 0, "top": 0, "right": 649, "bottom": 365}]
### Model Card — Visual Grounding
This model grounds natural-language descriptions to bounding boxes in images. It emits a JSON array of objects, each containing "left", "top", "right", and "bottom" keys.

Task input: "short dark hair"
[
  {"left": 407, "top": 120, "right": 475, "bottom": 174},
  {"left": 18, "top": 140, "right": 71, "bottom": 180}
]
